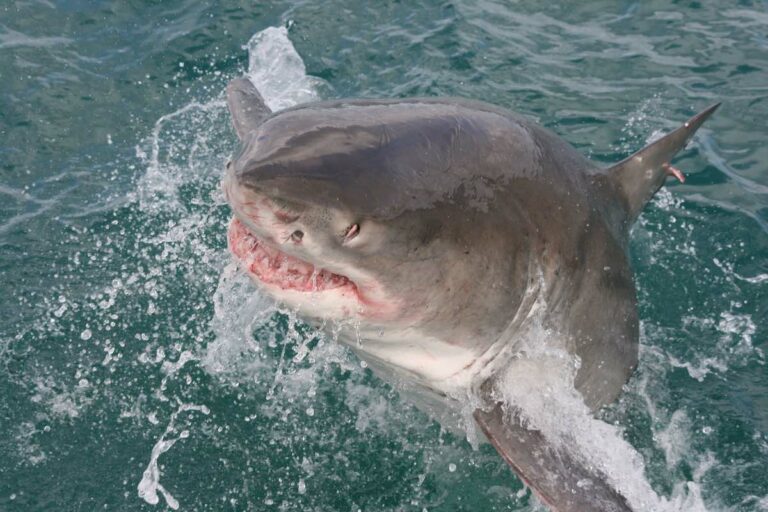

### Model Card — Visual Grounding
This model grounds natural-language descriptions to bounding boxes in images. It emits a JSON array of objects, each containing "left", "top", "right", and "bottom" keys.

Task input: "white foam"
[
  {"left": 30, "top": 376, "right": 94, "bottom": 420},
  {"left": 344, "top": 379, "right": 395, "bottom": 433},
  {"left": 664, "top": 311, "right": 763, "bottom": 382},
  {"left": 137, "top": 402, "right": 210, "bottom": 510},
  {"left": 13, "top": 421, "right": 47, "bottom": 466},
  {"left": 713, "top": 256, "right": 768, "bottom": 284},
  {"left": 631, "top": 338, "right": 721, "bottom": 512},
  {"left": 656, "top": 410, "right": 691, "bottom": 470}
]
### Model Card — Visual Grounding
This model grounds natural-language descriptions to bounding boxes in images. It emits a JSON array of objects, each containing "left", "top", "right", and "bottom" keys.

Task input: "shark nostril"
[
  {"left": 274, "top": 210, "right": 300, "bottom": 223},
  {"left": 290, "top": 230, "right": 304, "bottom": 243}
]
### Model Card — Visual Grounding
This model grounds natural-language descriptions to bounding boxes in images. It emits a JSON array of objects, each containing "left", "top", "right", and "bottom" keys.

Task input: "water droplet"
[
  {"left": 80, "top": 329, "right": 92, "bottom": 341},
  {"left": 306, "top": 407, "right": 314, "bottom": 417},
  {"left": 448, "top": 463, "right": 456, "bottom": 472}
]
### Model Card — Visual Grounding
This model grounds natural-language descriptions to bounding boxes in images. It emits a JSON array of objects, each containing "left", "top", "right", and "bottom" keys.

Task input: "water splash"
[
  {"left": 488, "top": 308, "right": 662, "bottom": 511},
  {"left": 495, "top": 338, "right": 718, "bottom": 511},
  {"left": 203, "top": 24, "right": 331, "bottom": 387},
  {"left": 137, "top": 402, "right": 211, "bottom": 509},
  {"left": 665, "top": 311, "right": 764, "bottom": 382},
  {"left": 134, "top": 98, "right": 229, "bottom": 213},
  {"left": 245, "top": 25, "right": 329, "bottom": 111},
  {"left": 122, "top": 19, "right": 765, "bottom": 512}
]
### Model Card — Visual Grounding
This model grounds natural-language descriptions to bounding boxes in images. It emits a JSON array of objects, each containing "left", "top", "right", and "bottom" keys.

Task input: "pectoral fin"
[
  {"left": 474, "top": 403, "right": 633, "bottom": 512},
  {"left": 606, "top": 103, "right": 720, "bottom": 222}
]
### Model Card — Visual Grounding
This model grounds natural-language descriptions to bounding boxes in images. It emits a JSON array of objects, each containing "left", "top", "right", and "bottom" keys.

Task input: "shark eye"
[
  {"left": 290, "top": 230, "right": 304, "bottom": 243},
  {"left": 344, "top": 223, "right": 359, "bottom": 241}
]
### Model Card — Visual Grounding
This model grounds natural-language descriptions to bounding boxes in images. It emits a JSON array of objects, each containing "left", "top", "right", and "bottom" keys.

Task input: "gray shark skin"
[{"left": 223, "top": 77, "right": 718, "bottom": 511}]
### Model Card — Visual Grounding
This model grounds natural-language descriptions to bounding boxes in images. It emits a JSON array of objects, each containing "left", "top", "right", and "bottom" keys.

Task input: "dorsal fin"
[
  {"left": 226, "top": 77, "right": 272, "bottom": 141},
  {"left": 606, "top": 103, "right": 720, "bottom": 222}
]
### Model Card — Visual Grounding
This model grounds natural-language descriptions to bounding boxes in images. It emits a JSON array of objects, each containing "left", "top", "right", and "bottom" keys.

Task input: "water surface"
[{"left": 1, "top": 1, "right": 767, "bottom": 510}]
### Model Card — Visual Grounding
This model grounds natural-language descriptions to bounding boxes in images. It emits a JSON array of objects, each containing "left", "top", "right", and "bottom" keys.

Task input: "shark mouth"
[{"left": 227, "top": 217, "right": 353, "bottom": 292}]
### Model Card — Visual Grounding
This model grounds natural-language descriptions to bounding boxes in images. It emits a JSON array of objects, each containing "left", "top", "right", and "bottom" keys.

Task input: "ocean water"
[{"left": 1, "top": 1, "right": 767, "bottom": 511}]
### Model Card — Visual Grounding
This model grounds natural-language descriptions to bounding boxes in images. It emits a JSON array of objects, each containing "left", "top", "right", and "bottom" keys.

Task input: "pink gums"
[{"left": 227, "top": 217, "right": 353, "bottom": 293}]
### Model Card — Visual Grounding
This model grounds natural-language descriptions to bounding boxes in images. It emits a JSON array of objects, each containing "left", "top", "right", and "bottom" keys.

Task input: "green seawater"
[{"left": 1, "top": 1, "right": 767, "bottom": 510}]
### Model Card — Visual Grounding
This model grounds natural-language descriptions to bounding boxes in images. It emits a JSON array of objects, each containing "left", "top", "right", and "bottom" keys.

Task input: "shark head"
[{"left": 222, "top": 80, "right": 535, "bottom": 382}]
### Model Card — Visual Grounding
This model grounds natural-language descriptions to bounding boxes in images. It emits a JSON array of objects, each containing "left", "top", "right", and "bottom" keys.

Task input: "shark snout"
[{"left": 223, "top": 172, "right": 309, "bottom": 254}]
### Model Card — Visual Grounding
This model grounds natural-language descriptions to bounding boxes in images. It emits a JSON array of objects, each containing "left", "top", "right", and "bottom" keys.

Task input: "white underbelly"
[{"left": 344, "top": 328, "right": 481, "bottom": 390}]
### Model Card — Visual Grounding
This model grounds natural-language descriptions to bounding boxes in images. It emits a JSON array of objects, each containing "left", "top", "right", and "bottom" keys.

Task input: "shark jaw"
[
  {"left": 228, "top": 216, "right": 353, "bottom": 293},
  {"left": 226, "top": 216, "right": 402, "bottom": 323},
  {"left": 227, "top": 215, "right": 364, "bottom": 318}
]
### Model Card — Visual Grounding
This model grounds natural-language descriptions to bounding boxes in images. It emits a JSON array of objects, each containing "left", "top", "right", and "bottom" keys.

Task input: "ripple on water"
[{"left": 1, "top": 2, "right": 767, "bottom": 511}]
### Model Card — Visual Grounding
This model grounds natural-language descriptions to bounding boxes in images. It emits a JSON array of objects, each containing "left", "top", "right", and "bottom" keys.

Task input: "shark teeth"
[{"left": 227, "top": 217, "right": 351, "bottom": 292}]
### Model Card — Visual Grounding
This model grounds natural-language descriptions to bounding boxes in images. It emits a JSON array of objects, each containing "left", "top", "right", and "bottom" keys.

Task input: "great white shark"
[{"left": 222, "top": 76, "right": 718, "bottom": 511}]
